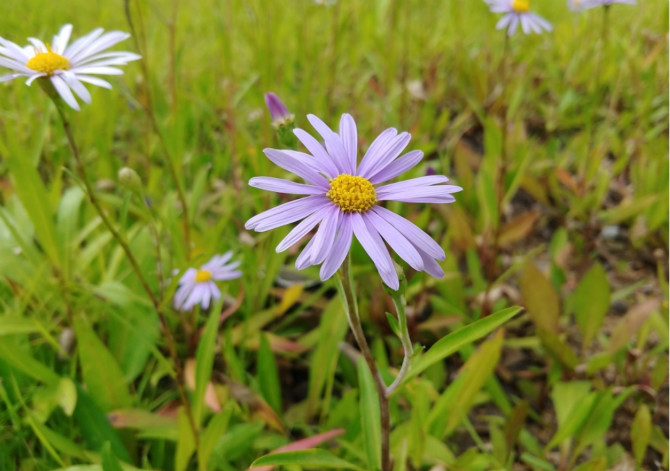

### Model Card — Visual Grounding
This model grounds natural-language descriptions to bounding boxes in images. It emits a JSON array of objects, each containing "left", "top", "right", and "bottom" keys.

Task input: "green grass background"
[{"left": 0, "top": 0, "right": 667, "bottom": 470}]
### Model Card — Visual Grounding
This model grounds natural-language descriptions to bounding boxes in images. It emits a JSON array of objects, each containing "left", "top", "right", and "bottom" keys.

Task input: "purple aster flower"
[
  {"left": 485, "top": 0, "right": 553, "bottom": 35},
  {"left": 264, "top": 92, "right": 294, "bottom": 127},
  {"left": 245, "top": 114, "right": 462, "bottom": 290},
  {"left": 173, "top": 252, "right": 242, "bottom": 311}
]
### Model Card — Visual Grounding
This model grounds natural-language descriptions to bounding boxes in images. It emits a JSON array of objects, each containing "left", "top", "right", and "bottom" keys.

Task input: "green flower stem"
[
  {"left": 51, "top": 95, "right": 200, "bottom": 451},
  {"left": 337, "top": 255, "right": 391, "bottom": 471},
  {"left": 385, "top": 290, "right": 413, "bottom": 397}
]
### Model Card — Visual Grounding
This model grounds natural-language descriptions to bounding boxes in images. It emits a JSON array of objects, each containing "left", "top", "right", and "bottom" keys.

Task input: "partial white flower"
[
  {"left": 173, "top": 252, "right": 242, "bottom": 311},
  {"left": 0, "top": 24, "right": 140, "bottom": 110}
]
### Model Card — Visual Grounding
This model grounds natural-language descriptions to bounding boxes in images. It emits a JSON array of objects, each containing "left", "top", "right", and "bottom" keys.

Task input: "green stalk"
[
  {"left": 49, "top": 91, "right": 200, "bottom": 453},
  {"left": 337, "top": 255, "right": 391, "bottom": 471}
]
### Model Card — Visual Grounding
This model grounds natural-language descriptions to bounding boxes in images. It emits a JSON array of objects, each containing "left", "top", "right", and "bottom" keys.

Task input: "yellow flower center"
[
  {"left": 195, "top": 269, "right": 213, "bottom": 283},
  {"left": 326, "top": 174, "right": 377, "bottom": 213},
  {"left": 512, "top": 0, "right": 530, "bottom": 12},
  {"left": 26, "top": 44, "right": 70, "bottom": 75}
]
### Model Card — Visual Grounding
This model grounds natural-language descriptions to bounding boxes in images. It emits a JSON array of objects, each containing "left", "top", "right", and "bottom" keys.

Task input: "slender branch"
[
  {"left": 385, "top": 291, "right": 413, "bottom": 397},
  {"left": 51, "top": 97, "right": 199, "bottom": 450},
  {"left": 483, "top": 32, "right": 511, "bottom": 313},
  {"left": 123, "top": 0, "right": 191, "bottom": 257},
  {"left": 337, "top": 256, "right": 391, "bottom": 471}
]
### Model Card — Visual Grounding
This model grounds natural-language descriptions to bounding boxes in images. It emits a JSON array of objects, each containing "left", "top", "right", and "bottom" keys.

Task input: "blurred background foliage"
[{"left": 0, "top": 0, "right": 667, "bottom": 470}]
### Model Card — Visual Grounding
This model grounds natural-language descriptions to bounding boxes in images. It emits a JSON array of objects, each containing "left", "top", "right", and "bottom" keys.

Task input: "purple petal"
[
  {"left": 376, "top": 176, "right": 462, "bottom": 203},
  {"left": 293, "top": 128, "right": 339, "bottom": 178},
  {"left": 320, "top": 215, "right": 354, "bottom": 280},
  {"left": 520, "top": 14, "right": 531, "bottom": 34},
  {"left": 282, "top": 149, "right": 337, "bottom": 180},
  {"left": 276, "top": 210, "right": 325, "bottom": 252},
  {"left": 359, "top": 132, "right": 411, "bottom": 179},
  {"left": 309, "top": 206, "right": 341, "bottom": 265},
  {"left": 372, "top": 206, "right": 445, "bottom": 260},
  {"left": 264, "top": 92, "right": 291, "bottom": 122},
  {"left": 263, "top": 148, "right": 330, "bottom": 188},
  {"left": 249, "top": 177, "right": 324, "bottom": 195},
  {"left": 417, "top": 250, "right": 445, "bottom": 279},
  {"left": 368, "top": 150, "right": 424, "bottom": 184},
  {"left": 339, "top": 114, "right": 358, "bottom": 174},
  {"left": 363, "top": 211, "right": 424, "bottom": 271},
  {"left": 351, "top": 212, "right": 399, "bottom": 290},
  {"left": 307, "top": 114, "right": 351, "bottom": 174},
  {"left": 356, "top": 128, "right": 398, "bottom": 177},
  {"left": 295, "top": 237, "right": 317, "bottom": 270},
  {"left": 245, "top": 196, "right": 330, "bottom": 232}
]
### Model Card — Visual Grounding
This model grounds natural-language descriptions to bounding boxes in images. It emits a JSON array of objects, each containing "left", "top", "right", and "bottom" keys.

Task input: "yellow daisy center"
[
  {"left": 327, "top": 174, "right": 377, "bottom": 213},
  {"left": 512, "top": 0, "right": 530, "bottom": 12},
  {"left": 26, "top": 44, "right": 70, "bottom": 75},
  {"left": 195, "top": 269, "right": 213, "bottom": 283}
]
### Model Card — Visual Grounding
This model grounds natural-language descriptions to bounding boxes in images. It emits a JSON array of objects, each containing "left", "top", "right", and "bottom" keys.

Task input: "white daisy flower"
[
  {"left": 0, "top": 24, "right": 140, "bottom": 110},
  {"left": 173, "top": 252, "right": 242, "bottom": 311}
]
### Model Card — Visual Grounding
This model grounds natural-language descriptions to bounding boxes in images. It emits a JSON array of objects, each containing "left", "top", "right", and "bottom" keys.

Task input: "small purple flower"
[
  {"left": 264, "top": 92, "right": 294, "bottom": 127},
  {"left": 245, "top": 114, "right": 462, "bottom": 290},
  {"left": 173, "top": 252, "right": 241, "bottom": 311},
  {"left": 485, "top": 0, "right": 553, "bottom": 36}
]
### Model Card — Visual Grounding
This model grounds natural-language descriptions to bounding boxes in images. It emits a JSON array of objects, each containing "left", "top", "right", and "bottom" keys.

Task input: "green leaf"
[
  {"left": 72, "top": 384, "right": 131, "bottom": 462},
  {"left": 74, "top": 318, "right": 133, "bottom": 412},
  {"left": 631, "top": 404, "right": 652, "bottom": 466},
  {"left": 194, "top": 298, "right": 224, "bottom": 424},
  {"left": 0, "top": 337, "right": 59, "bottom": 385},
  {"left": 384, "top": 312, "right": 400, "bottom": 337},
  {"left": 258, "top": 333, "right": 282, "bottom": 414},
  {"left": 199, "top": 408, "right": 233, "bottom": 471},
  {"left": 0, "top": 317, "right": 41, "bottom": 336},
  {"left": 428, "top": 330, "right": 505, "bottom": 437},
  {"left": 101, "top": 442, "right": 124, "bottom": 471},
  {"left": 307, "top": 298, "right": 349, "bottom": 418},
  {"left": 519, "top": 261, "right": 560, "bottom": 333},
  {"left": 406, "top": 306, "right": 522, "bottom": 383},
  {"left": 175, "top": 406, "right": 196, "bottom": 471},
  {"left": 573, "top": 263, "right": 611, "bottom": 349},
  {"left": 358, "top": 357, "right": 381, "bottom": 471},
  {"left": 3, "top": 122, "right": 62, "bottom": 268},
  {"left": 250, "top": 449, "right": 363, "bottom": 470}
]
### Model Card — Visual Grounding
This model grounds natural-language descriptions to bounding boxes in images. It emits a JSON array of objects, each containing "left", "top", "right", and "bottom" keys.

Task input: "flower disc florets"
[
  {"left": 26, "top": 45, "right": 70, "bottom": 75},
  {"left": 195, "top": 269, "right": 213, "bottom": 283},
  {"left": 327, "top": 174, "right": 377, "bottom": 213},
  {"left": 512, "top": 0, "right": 530, "bottom": 12}
]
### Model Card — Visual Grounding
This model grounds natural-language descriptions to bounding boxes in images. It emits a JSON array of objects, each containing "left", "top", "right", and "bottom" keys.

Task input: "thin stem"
[
  {"left": 123, "top": 0, "right": 191, "bottom": 258},
  {"left": 483, "top": 32, "right": 510, "bottom": 313},
  {"left": 51, "top": 98, "right": 200, "bottom": 450},
  {"left": 337, "top": 256, "right": 391, "bottom": 471},
  {"left": 385, "top": 292, "right": 413, "bottom": 397}
]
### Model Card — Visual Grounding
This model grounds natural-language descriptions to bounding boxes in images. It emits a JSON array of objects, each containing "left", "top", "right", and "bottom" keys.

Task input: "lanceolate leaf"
[
  {"left": 404, "top": 306, "right": 522, "bottom": 384},
  {"left": 250, "top": 449, "right": 363, "bottom": 470},
  {"left": 573, "top": 263, "right": 611, "bottom": 349}
]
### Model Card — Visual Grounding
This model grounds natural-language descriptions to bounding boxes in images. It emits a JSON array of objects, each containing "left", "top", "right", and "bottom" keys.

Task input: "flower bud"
[
  {"left": 264, "top": 92, "right": 294, "bottom": 128},
  {"left": 117, "top": 167, "right": 143, "bottom": 193}
]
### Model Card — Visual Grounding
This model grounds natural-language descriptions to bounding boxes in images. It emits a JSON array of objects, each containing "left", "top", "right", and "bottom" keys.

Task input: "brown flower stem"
[
  {"left": 51, "top": 97, "right": 199, "bottom": 450},
  {"left": 337, "top": 255, "right": 391, "bottom": 471}
]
